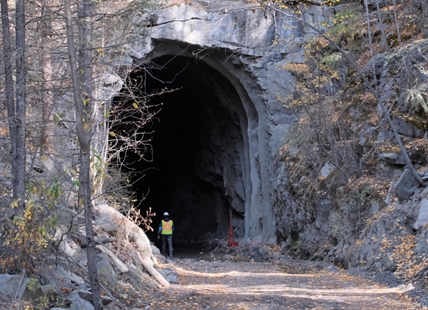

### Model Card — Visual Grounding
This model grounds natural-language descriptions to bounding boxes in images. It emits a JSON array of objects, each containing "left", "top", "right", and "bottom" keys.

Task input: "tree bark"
[
  {"left": 375, "top": 0, "right": 389, "bottom": 50},
  {"left": 15, "top": 0, "right": 27, "bottom": 212},
  {"left": 40, "top": 0, "right": 55, "bottom": 155},
  {"left": 391, "top": 0, "right": 401, "bottom": 47},
  {"left": 1, "top": 0, "right": 18, "bottom": 233},
  {"left": 1, "top": 0, "right": 15, "bottom": 201},
  {"left": 1, "top": 0, "right": 27, "bottom": 215},
  {"left": 364, "top": 0, "right": 377, "bottom": 85},
  {"left": 64, "top": 0, "right": 103, "bottom": 308}
]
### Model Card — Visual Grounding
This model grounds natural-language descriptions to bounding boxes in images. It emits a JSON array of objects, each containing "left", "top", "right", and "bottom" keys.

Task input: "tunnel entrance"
[{"left": 112, "top": 54, "right": 249, "bottom": 245}]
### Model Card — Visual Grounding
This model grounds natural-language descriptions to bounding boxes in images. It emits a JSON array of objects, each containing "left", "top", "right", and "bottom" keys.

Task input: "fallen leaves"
[{"left": 143, "top": 257, "right": 417, "bottom": 309}]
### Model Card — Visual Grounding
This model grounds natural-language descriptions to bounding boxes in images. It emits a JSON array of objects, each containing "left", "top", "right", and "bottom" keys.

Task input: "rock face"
[
  {"left": 0, "top": 202, "right": 169, "bottom": 307},
  {"left": 0, "top": 274, "right": 29, "bottom": 299},
  {"left": 394, "top": 169, "right": 420, "bottom": 201},
  {"left": 100, "top": 0, "right": 428, "bottom": 292},
  {"left": 112, "top": 0, "right": 327, "bottom": 242},
  {"left": 271, "top": 34, "right": 428, "bottom": 283}
]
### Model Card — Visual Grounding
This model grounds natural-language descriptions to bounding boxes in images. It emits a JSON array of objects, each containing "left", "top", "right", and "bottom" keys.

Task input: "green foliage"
[
  {"left": 324, "top": 7, "right": 361, "bottom": 47},
  {"left": 280, "top": 61, "right": 339, "bottom": 108},
  {"left": 329, "top": 211, "right": 342, "bottom": 238},
  {"left": 27, "top": 277, "right": 40, "bottom": 292},
  {"left": 72, "top": 179, "right": 81, "bottom": 188},
  {"left": 400, "top": 82, "right": 428, "bottom": 115},
  {"left": 1, "top": 179, "right": 61, "bottom": 272},
  {"left": 11, "top": 201, "right": 55, "bottom": 248},
  {"left": 290, "top": 239, "right": 299, "bottom": 249},
  {"left": 133, "top": 0, "right": 160, "bottom": 10},
  {"left": 36, "top": 287, "right": 67, "bottom": 309},
  {"left": 320, "top": 53, "right": 342, "bottom": 71},
  {"left": 91, "top": 149, "right": 108, "bottom": 196},
  {"left": 53, "top": 113, "right": 64, "bottom": 125},
  {"left": 47, "top": 178, "right": 62, "bottom": 201}
]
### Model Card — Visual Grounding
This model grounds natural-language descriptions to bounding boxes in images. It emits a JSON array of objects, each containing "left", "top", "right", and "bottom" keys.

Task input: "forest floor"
[{"left": 120, "top": 245, "right": 425, "bottom": 310}]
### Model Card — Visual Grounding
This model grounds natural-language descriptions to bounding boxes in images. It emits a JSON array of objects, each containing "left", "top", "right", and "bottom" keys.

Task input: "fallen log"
[{"left": 137, "top": 252, "right": 170, "bottom": 288}]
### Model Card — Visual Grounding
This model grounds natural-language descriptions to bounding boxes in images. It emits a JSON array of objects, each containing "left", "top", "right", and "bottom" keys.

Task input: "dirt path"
[{"left": 142, "top": 256, "right": 420, "bottom": 310}]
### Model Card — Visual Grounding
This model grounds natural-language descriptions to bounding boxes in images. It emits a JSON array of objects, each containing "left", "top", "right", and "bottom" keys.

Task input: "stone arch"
[{"left": 114, "top": 39, "right": 274, "bottom": 243}]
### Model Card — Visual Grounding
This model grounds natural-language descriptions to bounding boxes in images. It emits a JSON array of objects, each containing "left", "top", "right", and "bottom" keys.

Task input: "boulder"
[
  {"left": 158, "top": 268, "right": 179, "bottom": 284},
  {"left": 393, "top": 115, "right": 422, "bottom": 138},
  {"left": 58, "top": 234, "right": 82, "bottom": 258},
  {"left": 422, "top": 23, "right": 428, "bottom": 39},
  {"left": 165, "top": 273, "right": 179, "bottom": 284},
  {"left": 78, "top": 290, "right": 114, "bottom": 305},
  {"left": 95, "top": 203, "right": 153, "bottom": 258},
  {"left": 378, "top": 152, "right": 406, "bottom": 165},
  {"left": 320, "top": 162, "right": 336, "bottom": 178},
  {"left": 0, "top": 274, "right": 28, "bottom": 299},
  {"left": 132, "top": 227, "right": 153, "bottom": 258},
  {"left": 95, "top": 212, "right": 118, "bottom": 234},
  {"left": 378, "top": 145, "right": 427, "bottom": 166},
  {"left": 394, "top": 168, "right": 420, "bottom": 201},
  {"left": 96, "top": 253, "right": 117, "bottom": 286},
  {"left": 414, "top": 198, "right": 428, "bottom": 230},
  {"left": 39, "top": 266, "right": 84, "bottom": 292},
  {"left": 68, "top": 290, "right": 94, "bottom": 310},
  {"left": 98, "top": 246, "right": 129, "bottom": 274}
]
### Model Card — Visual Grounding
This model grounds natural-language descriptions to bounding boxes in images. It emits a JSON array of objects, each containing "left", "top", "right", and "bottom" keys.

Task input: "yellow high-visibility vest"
[{"left": 161, "top": 220, "right": 173, "bottom": 235}]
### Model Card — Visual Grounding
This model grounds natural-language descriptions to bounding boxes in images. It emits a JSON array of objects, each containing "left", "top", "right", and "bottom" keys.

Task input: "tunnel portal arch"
[{"left": 113, "top": 42, "right": 266, "bottom": 244}]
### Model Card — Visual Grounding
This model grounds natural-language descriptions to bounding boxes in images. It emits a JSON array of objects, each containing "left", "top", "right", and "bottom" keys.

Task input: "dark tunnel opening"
[{"left": 111, "top": 55, "right": 247, "bottom": 247}]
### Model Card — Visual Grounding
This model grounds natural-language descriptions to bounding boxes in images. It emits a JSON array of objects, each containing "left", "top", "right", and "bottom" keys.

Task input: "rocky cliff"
[
  {"left": 268, "top": 0, "right": 428, "bottom": 292},
  {"left": 114, "top": 0, "right": 329, "bottom": 243},
  {"left": 2, "top": 0, "right": 427, "bottom": 306},
  {"left": 115, "top": 0, "right": 428, "bottom": 292}
]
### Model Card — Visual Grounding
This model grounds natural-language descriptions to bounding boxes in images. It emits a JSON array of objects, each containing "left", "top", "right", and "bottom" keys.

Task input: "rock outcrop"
[
  {"left": 112, "top": 2, "right": 428, "bottom": 289},
  {"left": 5, "top": 0, "right": 427, "bottom": 306},
  {"left": 1, "top": 203, "right": 169, "bottom": 308},
  {"left": 111, "top": 0, "right": 329, "bottom": 242},
  {"left": 272, "top": 28, "right": 428, "bottom": 291}
]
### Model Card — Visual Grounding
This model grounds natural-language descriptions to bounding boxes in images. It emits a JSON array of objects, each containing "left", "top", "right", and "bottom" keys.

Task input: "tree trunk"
[
  {"left": 40, "top": 0, "right": 55, "bottom": 155},
  {"left": 64, "top": 0, "right": 103, "bottom": 308},
  {"left": 15, "top": 0, "right": 26, "bottom": 212},
  {"left": 2, "top": 0, "right": 26, "bottom": 214},
  {"left": 364, "top": 0, "right": 377, "bottom": 85},
  {"left": 391, "top": 0, "right": 401, "bottom": 47},
  {"left": 1, "top": 0, "right": 16, "bottom": 209},
  {"left": 375, "top": 0, "right": 389, "bottom": 50}
]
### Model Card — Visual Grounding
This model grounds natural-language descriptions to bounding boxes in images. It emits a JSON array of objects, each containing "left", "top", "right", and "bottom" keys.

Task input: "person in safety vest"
[{"left": 158, "top": 212, "right": 174, "bottom": 257}]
